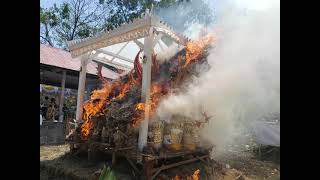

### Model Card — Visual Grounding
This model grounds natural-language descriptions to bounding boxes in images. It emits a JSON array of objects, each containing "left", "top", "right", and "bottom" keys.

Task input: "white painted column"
[
  {"left": 58, "top": 70, "right": 67, "bottom": 122},
  {"left": 138, "top": 27, "right": 155, "bottom": 151},
  {"left": 75, "top": 54, "right": 89, "bottom": 123}
]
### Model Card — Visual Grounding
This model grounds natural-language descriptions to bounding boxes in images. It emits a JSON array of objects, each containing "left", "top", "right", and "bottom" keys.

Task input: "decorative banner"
[
  {"left": 54, "top": 87, "right": 59, "bottom": 94},
  {"left": 40, "top": 84, "right": 77, "bottom": 96},
  {"left": 42, "top": 85, "right": 56, "bottom": 93}
]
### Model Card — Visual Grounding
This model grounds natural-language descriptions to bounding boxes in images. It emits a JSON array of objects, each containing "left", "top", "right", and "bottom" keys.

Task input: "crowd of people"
[{"left": 40, "top": 96, "right": 70, "bottom": 123}]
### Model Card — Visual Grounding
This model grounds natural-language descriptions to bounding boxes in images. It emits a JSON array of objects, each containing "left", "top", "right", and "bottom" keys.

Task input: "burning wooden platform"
[
  {"left": 40, "top": 144, "right": 262, "bottom": 180},
  {"left": 65, "top": 13, "right": 215, "bottom": 178},
  {"left": 68, "top": 142, "right": 212, "bottom": 179},
  {"left": 67, "top": 117, "right": 214, "bottom": 180}
]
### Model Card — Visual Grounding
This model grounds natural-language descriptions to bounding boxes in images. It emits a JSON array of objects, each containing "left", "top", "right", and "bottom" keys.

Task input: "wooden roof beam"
[
  {"left": 67, "top": 12, "right": 190, "bottom": 58},
  {"left": 93, "top": 56, "right": 132, "bottom": 71},
  {"left": 152, "top": 33, "right": 163, "bottom": 47},
  {"left": 96, "top": 49, "right": 134, "bottom": 63},
  {"left": 110, "top": 41, "right": 130, "bottom": 62},
  {"left": 133, "top": 39, "right": 144, "bottom": 49}
]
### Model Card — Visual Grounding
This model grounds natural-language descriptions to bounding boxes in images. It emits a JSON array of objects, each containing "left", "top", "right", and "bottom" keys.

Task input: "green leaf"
[
  {"left": 61, "top": 4, "right": 70, "bottom": 19},
  {"left": 98, "top": 165, "right": 107, "bottom": 180}
]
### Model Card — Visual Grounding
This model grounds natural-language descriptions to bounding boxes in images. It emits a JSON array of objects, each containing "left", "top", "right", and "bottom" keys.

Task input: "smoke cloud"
[{"left": 156, "top": 0, "right": 280, "bottom": 151}]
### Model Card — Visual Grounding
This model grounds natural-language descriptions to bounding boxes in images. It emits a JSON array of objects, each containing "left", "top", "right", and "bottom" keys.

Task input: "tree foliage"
[
  {"left": 101, "top": 0, "right": 213, "bottom": 32},
  {"left": 40, "top": 0, "right": 108, "bottom": 48},
  {"left": 40, "top": 0, "right": 213, "bottom": 49}
]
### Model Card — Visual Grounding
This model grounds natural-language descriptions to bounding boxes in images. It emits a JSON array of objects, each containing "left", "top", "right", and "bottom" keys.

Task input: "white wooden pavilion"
[{"left": 67, "top": 9, "right": 190, "bottom": 151}]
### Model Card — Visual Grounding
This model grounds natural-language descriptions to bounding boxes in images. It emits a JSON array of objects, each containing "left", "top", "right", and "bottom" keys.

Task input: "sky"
[
  {"left": 40, "top": 0, "right": 275, "bottom": 11},
  {"left": 40, "top": 0, "right": 64, "bottom": 8},
  {"left": 41, "top": 0, "right": 221, "bottom": 10}
]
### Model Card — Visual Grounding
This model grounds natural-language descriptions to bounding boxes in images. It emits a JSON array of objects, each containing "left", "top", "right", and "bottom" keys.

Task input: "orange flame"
[
  {"left": 80, "top": 35, "right": 212, "bottom": 138},
  {"left": 172, "top": 169, "right": 200, "bottom": 180},
  {"left": 132, "top": 83, "right": 165, "bottom": 126},
  {"left": 136, "top": 103, "right": 145, "bottom": 111},
  {"left": 192, "top": 169, "right": 200, "bottom": 180},
  {"left": 90, "top": 82, "right": 112, "bottom": 100},
  {"left": 150, "top": 83, "right": 163, "bottom": 113},
  {"left": 81, "top": 82, "right": 112, "bottom": 139},
  {"left": 185, "top": 35, "right": 214, "bottom": 67},
  {"left": 115, "top": 82, "right": 131, "bottom": 99},
  {"left": 81, "top": 78, "right": 137, "bottom": 138},
  {"left": 132, "top": 103, "right": 146, "bottom": 126}
]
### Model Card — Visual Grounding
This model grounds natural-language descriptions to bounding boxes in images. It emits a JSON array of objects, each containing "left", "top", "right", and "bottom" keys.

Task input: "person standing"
[
  {"left": 46, "top": 98, "right": 57, "bottom": 121},
  {"left": 41, "top": 96, "right": 49, "bottom": 118}
]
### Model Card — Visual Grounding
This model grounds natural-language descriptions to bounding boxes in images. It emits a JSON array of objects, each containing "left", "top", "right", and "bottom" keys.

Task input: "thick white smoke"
[{"left": 156, "top": 0, "right": 280, "bottom": 151}]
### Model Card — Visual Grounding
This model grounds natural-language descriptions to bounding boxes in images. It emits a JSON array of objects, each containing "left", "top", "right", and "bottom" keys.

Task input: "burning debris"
[
  {"left": 66, "top": 35, "right": 215, "bottom": 179},
  {"left": 69, "top": 35, "right": 213, "bottom": 141},
  {"left": 173, "top": 169, "right": 200, "bottom": 180}
]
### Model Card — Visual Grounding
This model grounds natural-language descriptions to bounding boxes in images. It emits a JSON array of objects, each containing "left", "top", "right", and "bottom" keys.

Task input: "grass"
[{"left": 40, "top": 144, "right": 70, "bottom": 161}]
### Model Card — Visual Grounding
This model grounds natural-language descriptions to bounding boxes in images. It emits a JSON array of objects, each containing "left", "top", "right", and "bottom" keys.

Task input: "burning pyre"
[
  {"left": 173, "top": 169, "right": 200, "bottom": 180},
  {"left": 74, "top": 35, "right": 213, "bottom": 142}
]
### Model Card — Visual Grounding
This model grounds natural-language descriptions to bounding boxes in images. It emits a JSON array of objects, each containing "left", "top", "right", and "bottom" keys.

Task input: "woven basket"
[
  {"left": 169, "top": 128, "right": 183, "bottom": 151},
  {"left": 152, "top": 121, "right": 164, "bottom": 150},
  {"left": 183, "top": 123, "right": 200, "bottom": 151}
]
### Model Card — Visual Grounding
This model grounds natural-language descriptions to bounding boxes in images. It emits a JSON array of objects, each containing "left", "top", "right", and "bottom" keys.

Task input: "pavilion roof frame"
[
  {"left": 66, "top": 9, "right": 191, "bottom": 151},
  {"left": 67, "top": 10, "right": 190, "bottom": 59}
]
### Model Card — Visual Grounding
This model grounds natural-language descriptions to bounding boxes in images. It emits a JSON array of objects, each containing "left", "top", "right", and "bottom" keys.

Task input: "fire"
[
  {"left": 90, "top": 82, "right": 111, "bottom": 100},
  {"left": 115, "top": 82, "right": 131, "bottom": 99},
  {"left": 80, "top": 35, "right": 212, "bottom": 139},
  {"left": 81, "top": 78, "right": 136, "bottom": 138},
  {"left": 151, "top": 83, "right": 163, "bottom": 95},
  {"left": 132, "top": 83, "right": 165, "bottom": 126},
  {"left": 136, "top": 103, "right": 145, "bottom": 111},
  {"left": 150, "top": 83, "right": 163, "bottom": 114},
  {"left": 185, "top": 35, "right": 214, "bottom": 67},
  {"left": 81, "top": 120, "right": 93, "bottom": 138},
  {"left": 132, "top": 103, "right": 146, "bottom": 126},
  {"left": 192, "top": 169, "right": 200, "bottom": 180},
  {"left": 172, "top": 169, "right": 200, "bottom": 180},
  {"left": 81, "top": 82, "right": 112, "bottom": 139}
]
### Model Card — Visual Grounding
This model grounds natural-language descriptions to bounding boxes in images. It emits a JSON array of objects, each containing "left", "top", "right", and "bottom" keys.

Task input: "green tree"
[
  {"left": 40, "top": 0, "right": 108, "bottom": 48},
  {"left": 40, "top": 6, "right": 58, "bottom": 46},
  {"left": 101, "top": 0, "right": 213, "bottom": 32},
  {"left": 40, "top": 0, "right": 213, "bottom": 48}
]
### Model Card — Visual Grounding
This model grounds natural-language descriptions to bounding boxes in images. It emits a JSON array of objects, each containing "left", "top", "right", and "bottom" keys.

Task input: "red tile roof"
[{"left": 40, "top": 44, "right": 120, "bottom": 79}]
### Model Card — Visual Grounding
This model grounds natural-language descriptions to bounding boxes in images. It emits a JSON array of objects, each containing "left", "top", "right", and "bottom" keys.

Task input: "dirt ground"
[
  {"left": 213, "top": 150, "right": 279, "bottom": 180},
  {"left": 40, "top": 144, "right": 279, "bottom": 180}
]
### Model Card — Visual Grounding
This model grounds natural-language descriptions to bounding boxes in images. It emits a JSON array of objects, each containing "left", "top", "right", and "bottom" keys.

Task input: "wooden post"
[
  {"left": 58, "top": 70, "right": 67, "bottom": 122},
  {"left": 138, "top": 27, "right": 155, "bottom": 151},
  {"left": 75, "top": 55, "right": 89, "bottom": 123},
  {"left": 112, "top": 152, "right": 116, "bottom": 165}
]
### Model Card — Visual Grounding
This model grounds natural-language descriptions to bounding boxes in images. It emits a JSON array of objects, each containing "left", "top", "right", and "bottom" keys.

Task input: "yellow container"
[
  {"left": 171, "top": 129, "right": 183, "bottom": 143},
  {"left": 170, "top": 128, "right": 183, "bottom": 151},
  {"left": 183, "top": 122, "right": 200, "bottom": 151},
  {"left": 170, "top": 143, "right": 183, "bottom": 151},
  {"left": 152, "top": 121, "right": 164, "bottom": 150},
  {"left": 184, "top": 143, "right": 196, "bottom": 151},
  {"left": 153, "top": 131, "right": 163, "bottom": 150}
]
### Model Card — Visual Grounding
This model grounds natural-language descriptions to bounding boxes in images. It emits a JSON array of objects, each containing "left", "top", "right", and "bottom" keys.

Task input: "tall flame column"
[{"left": 138, "top": 27, "right": 155, "bottom": 151}]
